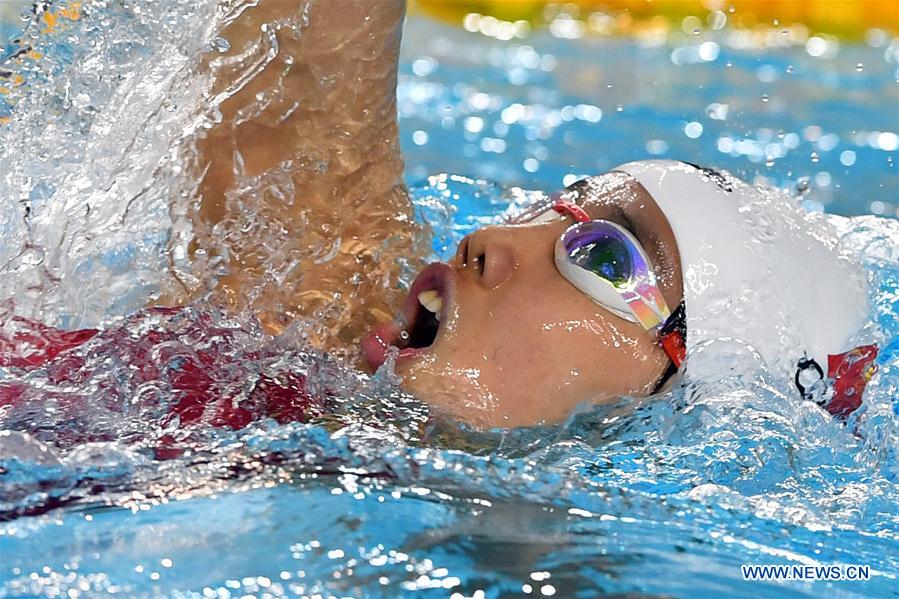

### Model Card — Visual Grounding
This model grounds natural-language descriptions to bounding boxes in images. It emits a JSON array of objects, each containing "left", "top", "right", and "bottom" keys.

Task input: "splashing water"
[
  {"left": 1, "top": 0, "right": 225, "bottom": 328},
  {"left": 2, "top": 3, "right": 899, "bottom": 598}
]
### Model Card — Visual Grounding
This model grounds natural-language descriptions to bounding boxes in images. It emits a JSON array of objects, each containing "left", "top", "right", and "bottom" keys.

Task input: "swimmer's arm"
[{"left": 179, "top": 0, "right": 417, "bottom": 340}]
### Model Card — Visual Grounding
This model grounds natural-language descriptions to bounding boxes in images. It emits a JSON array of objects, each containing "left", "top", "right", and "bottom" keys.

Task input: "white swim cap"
[{"left": 613, "top": 159, "right": 870, "bottom": 384}]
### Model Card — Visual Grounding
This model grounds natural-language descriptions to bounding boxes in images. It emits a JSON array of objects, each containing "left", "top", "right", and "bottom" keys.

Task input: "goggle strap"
[
  {"left": 652, "top": 357, "right": 680, "bottom": 394},
  {"left": 657, "top": 301, "right": 687, "bottom": 368},
  {"left": 552, "top": 201, "right": 592, "bottom": 223},
  {"left": 659, "top": 330, "right": 686, "bottom": 368}
]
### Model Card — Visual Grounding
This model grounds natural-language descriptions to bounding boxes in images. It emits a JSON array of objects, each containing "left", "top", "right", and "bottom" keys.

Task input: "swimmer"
[
  {"left": 0, "top": 0, "right": 879, "bottom": 433},
  {"left": 361, "top": 161, "right": 877, "bottom": 428},
  {"left": 193, "top": 0, "right": 876, "bottom": 428}
]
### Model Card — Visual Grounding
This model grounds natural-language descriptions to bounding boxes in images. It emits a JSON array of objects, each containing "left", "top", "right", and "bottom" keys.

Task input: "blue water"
[{"left": 2, "top": 4, "right": 899, "bottom": 598}]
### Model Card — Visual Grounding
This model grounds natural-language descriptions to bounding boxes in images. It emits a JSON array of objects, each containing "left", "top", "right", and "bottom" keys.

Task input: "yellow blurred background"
[{"left": 413, "top": 0, "right": 898, "bottom": 40}]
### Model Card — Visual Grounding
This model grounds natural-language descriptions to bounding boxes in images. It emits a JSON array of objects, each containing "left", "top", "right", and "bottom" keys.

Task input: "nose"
[{"left": 454, "top": 227, "right": 518, "bottom": 289}]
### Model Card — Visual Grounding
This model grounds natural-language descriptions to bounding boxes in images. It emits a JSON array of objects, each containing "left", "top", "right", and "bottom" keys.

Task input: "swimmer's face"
[{"left": 362, "top": 172, "right": 683, "bottom": 428}]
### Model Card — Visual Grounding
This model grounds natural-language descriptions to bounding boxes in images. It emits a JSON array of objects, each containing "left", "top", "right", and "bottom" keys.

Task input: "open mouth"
[
  {"left": 405, "top": 288, "right": 442, "bottom": 349},
  {"left": 361, "top": 262, "right": 455, "bottom": 370}
]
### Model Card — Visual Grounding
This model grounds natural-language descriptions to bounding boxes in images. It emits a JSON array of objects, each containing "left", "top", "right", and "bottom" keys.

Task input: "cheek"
[
  {"left": 443, "top": 286, "right": 581, "bottom": 378},
  {"left": 522, "top": 301, "right": 661, "bottom": 394},
  {"left": 417, "top": 286, "right": 657, "bottom": 393},
  {"left": 398, "top": 264, "right": 668, "bottom": 426}
]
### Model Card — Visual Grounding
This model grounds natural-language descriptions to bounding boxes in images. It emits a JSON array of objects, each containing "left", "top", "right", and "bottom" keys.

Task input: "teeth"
[{"left": 418, "top": 290, "right": 443, "bottom": 321}]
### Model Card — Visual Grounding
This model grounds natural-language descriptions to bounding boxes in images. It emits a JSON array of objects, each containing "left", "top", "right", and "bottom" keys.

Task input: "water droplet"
[
  {"left": 12, "top": 246, "right": 45, "bottom": 269},
  {"left": 212, "top": 37, "right": 231, "bottom": 53},
  {"left": 810, "top": 151, "right": 819, "bottom": 163},
  {"left": 761, "top": 94, "right": 769, "bottom": 103},
  {"left": 765, "top": 157, "right": 775, "bottom": 167},
  {"left": 692, "top": 28, "right": 700, "bottom": 35},
  {"left": 725, "top": 61, "right": 733, "bottom": 67},
  {"left": 786, "top": 65, "right": 794, "bottom": 74},
  {"left": 855, "top": 62, "right": 864, "bottom": 72},
  {"left": 73, "top": 92, "right": 91, "bottom": 109},
  {"left": 616, "top": 104, "right": 624, "bottom": 112},
  {"left": 606, "top": 83, "right": 614, "bottom": 89},
  {"left": 796, "top": 179, "right": 810, "bottom": 195}
]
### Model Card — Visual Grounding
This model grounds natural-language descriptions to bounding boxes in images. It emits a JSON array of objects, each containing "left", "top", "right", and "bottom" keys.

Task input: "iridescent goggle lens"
[
  {"left": 506, "top": 196, "right": 672, "bottom": 331},
  {"left": 554, "top": 219, "right": 671, "bottom": 330}
]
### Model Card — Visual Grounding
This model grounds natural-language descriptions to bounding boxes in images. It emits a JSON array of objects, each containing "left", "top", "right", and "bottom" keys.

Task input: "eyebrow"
[{"left": 565, "top": 181, "right": 634, "bottom": 234}]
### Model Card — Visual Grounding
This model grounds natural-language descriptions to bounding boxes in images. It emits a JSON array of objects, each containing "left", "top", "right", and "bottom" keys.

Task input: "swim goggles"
[{"left": 508, "top": 197, "right": 686, "bottom": 369}]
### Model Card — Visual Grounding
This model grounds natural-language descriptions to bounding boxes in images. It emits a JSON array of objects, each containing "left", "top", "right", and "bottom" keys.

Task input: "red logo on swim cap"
[{"left": 825, "top": 344, "right": 878, "bottom": 417}]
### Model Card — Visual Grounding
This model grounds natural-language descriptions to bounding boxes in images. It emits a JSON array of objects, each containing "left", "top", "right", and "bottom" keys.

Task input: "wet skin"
[{"left": 363, "top": 172, "right": 684, "bottom": 428}]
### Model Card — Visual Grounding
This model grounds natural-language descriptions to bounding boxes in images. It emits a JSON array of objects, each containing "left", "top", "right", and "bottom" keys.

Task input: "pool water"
[{"left": 2, "top": 2, "right": 899, "bottom": 598}]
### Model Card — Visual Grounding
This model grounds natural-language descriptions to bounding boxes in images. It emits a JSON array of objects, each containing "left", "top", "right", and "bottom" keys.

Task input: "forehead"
[
  {"left": 560, "top": 171, "right": 651, "bottom": 220},
  {"left": 513, "top": 171, "right": 665, "bottom": 234},
  {"left": 507, "top": 172, "right": 631, "bottom": 225}
]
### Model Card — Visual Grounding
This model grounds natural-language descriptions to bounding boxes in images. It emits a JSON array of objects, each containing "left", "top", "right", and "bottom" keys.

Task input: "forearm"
[
  {"left": 181, "top": 0, "right": 418, "bottom": 349},
  {"left": 199, "top": 0, "right": 406, "bottom": 203}
]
